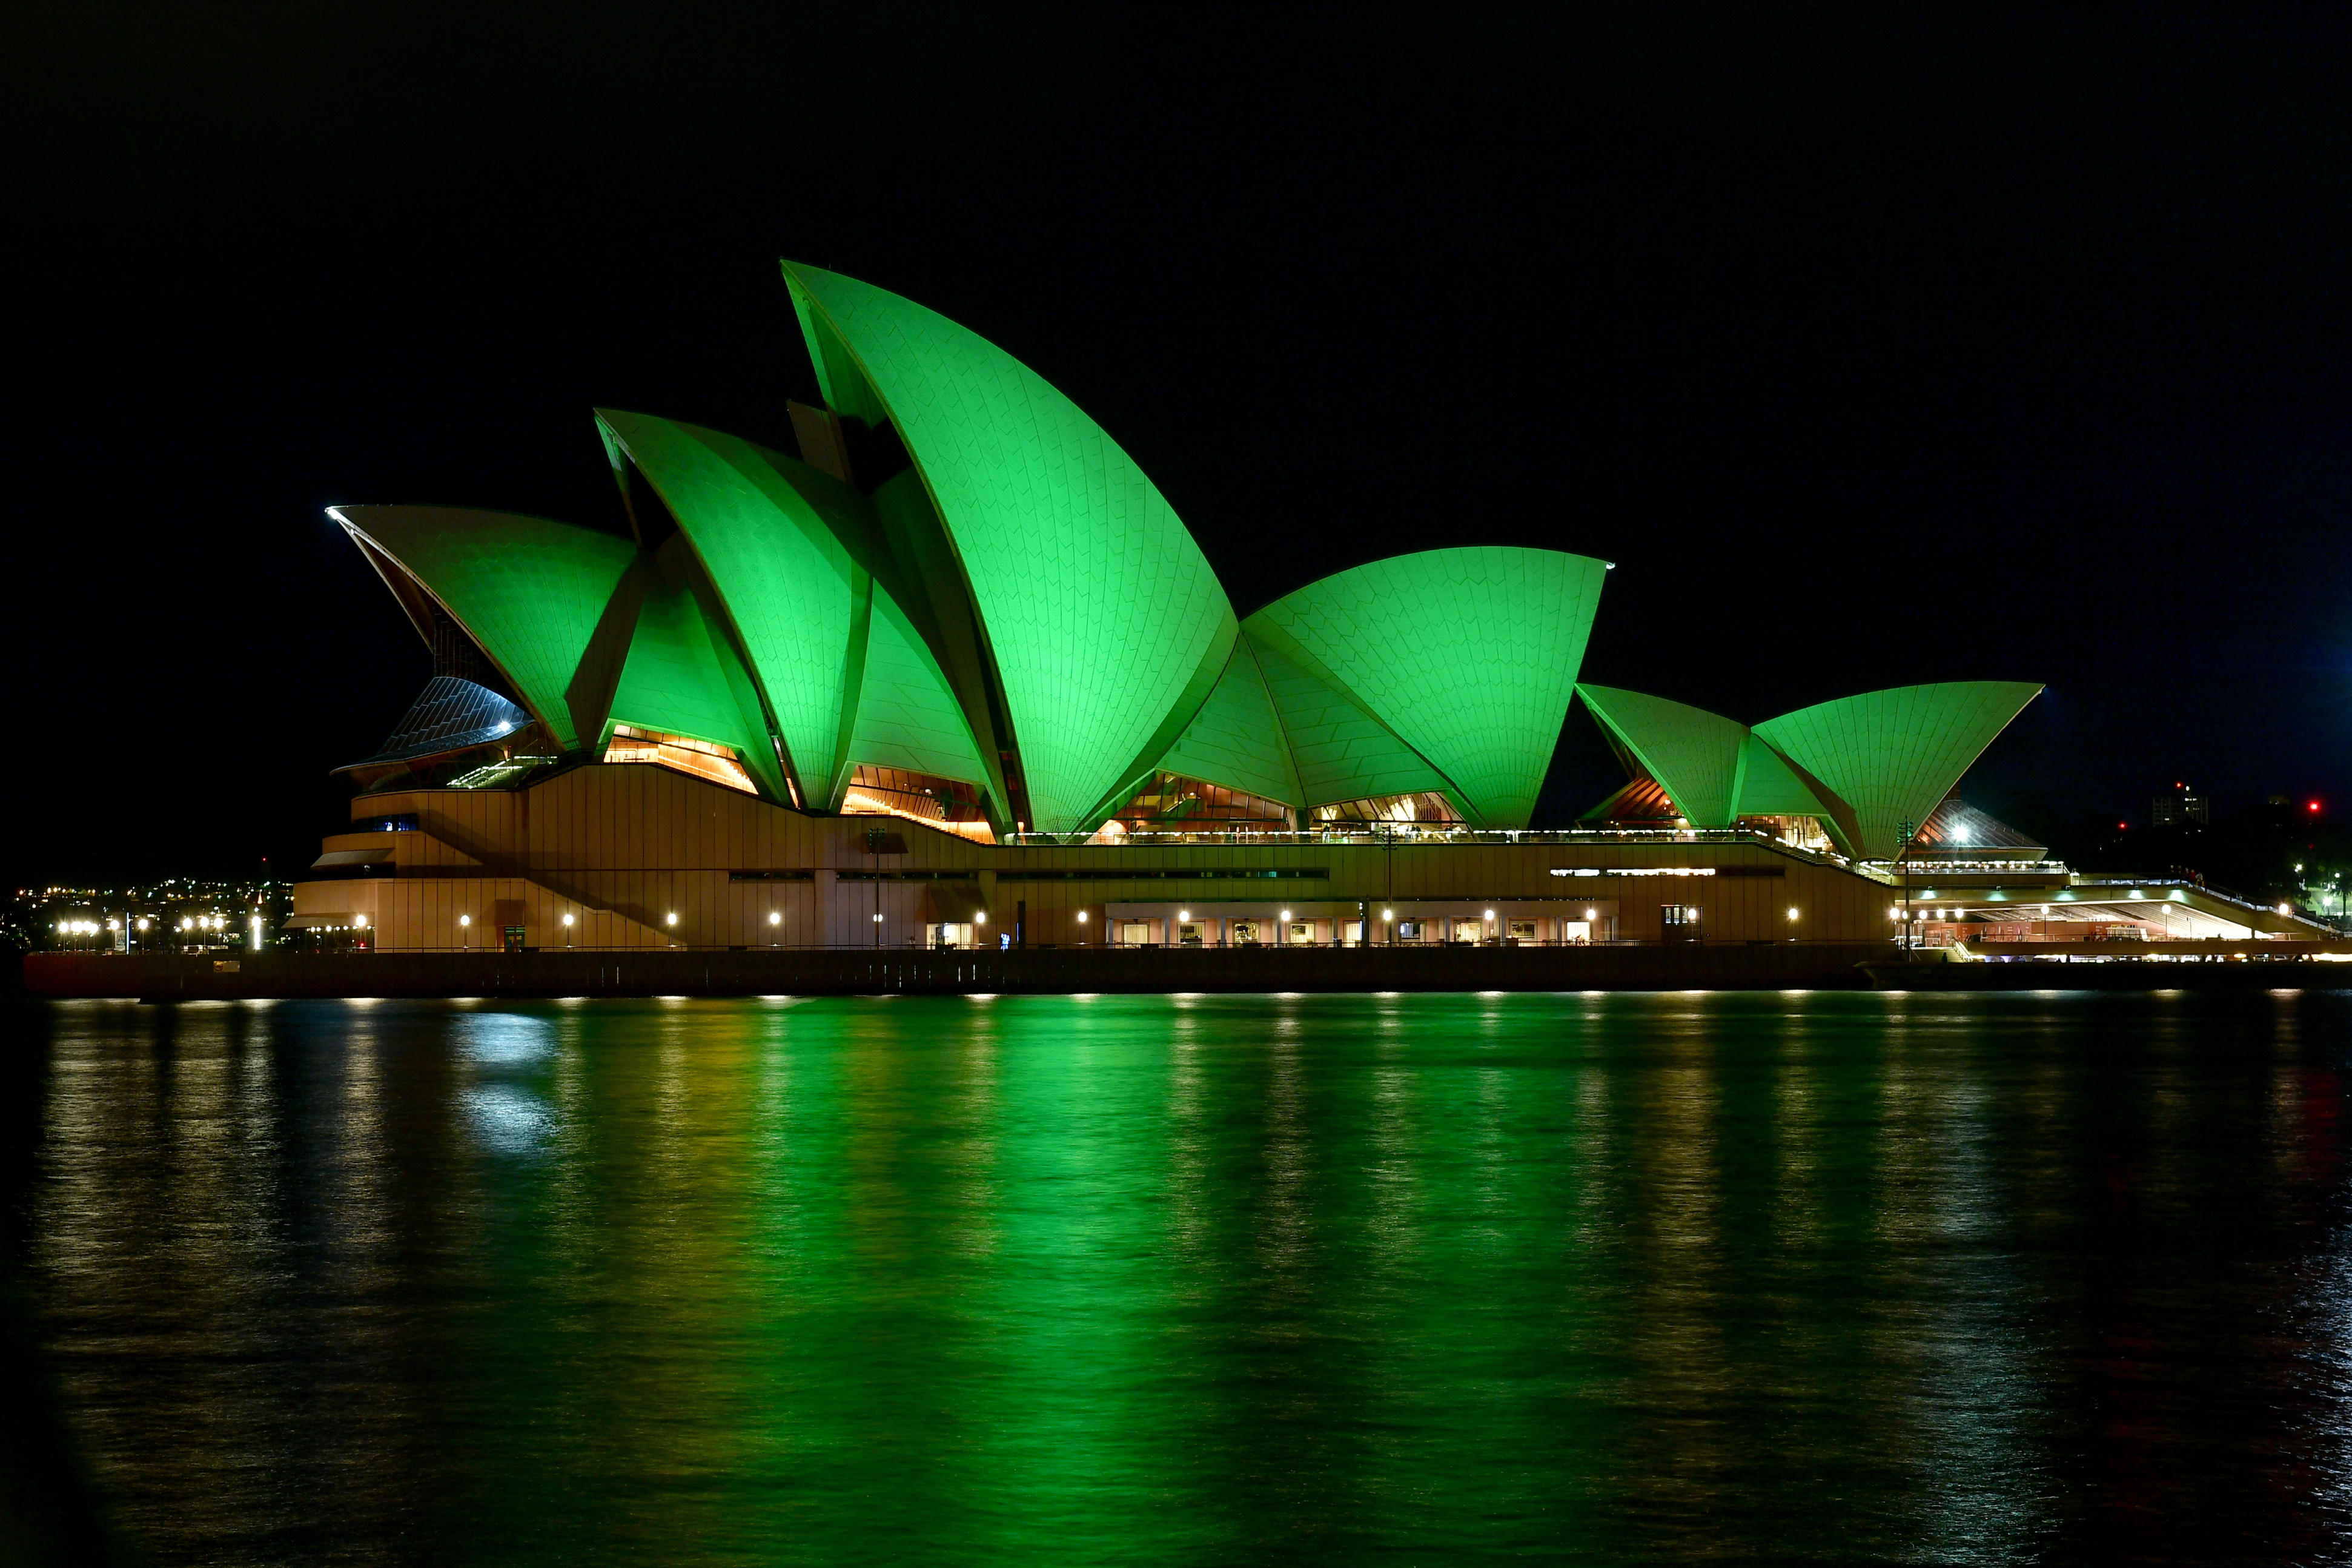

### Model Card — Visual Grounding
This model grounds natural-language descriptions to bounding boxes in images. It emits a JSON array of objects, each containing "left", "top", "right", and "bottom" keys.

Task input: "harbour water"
[{"left": 10, "top": 989, "right": 2352, "bottom": 1564}]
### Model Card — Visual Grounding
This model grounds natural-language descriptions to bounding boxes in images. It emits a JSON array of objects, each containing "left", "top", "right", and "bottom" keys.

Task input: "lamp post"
[{"left": 1894, "top": 819, "right": 1916, "bottom": 958}]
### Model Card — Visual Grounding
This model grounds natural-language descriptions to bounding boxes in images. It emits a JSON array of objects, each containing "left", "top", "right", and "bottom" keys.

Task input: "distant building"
[{"left": 2150, "top": 784, "right": 2210, "bottom": 828}]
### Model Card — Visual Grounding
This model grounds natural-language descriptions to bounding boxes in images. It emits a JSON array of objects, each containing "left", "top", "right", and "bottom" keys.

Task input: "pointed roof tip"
[{"left": 1758, "top": 678, "right": 2046, "bottom": 727}]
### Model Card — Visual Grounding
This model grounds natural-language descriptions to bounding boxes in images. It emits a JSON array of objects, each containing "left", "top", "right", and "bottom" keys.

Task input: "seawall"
[{"left": 25, "top": 945, "right": 1890, "bottom": 1000}]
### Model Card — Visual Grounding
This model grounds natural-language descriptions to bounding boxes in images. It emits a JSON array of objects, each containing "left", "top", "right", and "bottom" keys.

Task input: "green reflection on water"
[{"left": 19, "top": 990, "right": 2352, "bottom": 1564}]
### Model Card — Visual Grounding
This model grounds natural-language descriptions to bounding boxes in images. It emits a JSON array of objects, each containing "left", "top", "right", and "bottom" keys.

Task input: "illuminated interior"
[
  {"left": 1740, "top": 815, "right": 1837, "bottom": 852},
  {"left": 1310, "top": 792, "right": 1465, "bottom": 829},
  {"left": 840, "top": 764, "right": 996, "bottom": 844},
  {"left": 602, "top": 725, "right": 757, "bottom": 794},
  {"left": 1113, "top": 772, "right": 1293, "bottom": 830}
]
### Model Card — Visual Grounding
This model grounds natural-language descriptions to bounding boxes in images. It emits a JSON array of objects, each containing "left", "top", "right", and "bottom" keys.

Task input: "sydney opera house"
[{"left": 289, "top": 263, "right": 2321, "bottom": 956}]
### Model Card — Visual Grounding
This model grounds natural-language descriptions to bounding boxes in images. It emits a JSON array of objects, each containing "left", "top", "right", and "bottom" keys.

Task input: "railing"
[
  {"left": 1869, "top": 859, "right": 2071, "bottom": 875},
  {"left": 147, "top": 935, "right": 1897, "bottom": 956},
  {"left": 1008, "top": 825, "right": 1794, "bottom": 846},
  {"left": 1930, "top": 875, "right": 2341, "bottom": 934},
  {"left": 1001, "top": 824, "right": 1857, "bottom": 868}
]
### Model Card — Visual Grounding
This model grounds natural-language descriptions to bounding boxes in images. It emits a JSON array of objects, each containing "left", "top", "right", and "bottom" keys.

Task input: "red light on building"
[
  {"left": 2117, "top": 821, "right": 2128, "bottom": 831},
  {"left": 2311, "top": 801, "right": 2324, "bottom": 813}
]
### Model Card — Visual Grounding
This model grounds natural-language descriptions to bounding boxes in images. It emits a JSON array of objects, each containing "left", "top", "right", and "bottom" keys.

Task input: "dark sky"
[{"left": 10, "top": 9, "right": 2351, "bottom": 884}]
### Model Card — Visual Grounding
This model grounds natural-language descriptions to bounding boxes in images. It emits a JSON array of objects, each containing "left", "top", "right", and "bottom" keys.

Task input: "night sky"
[{"left": 12, "top": 10, "right": 2350, "bottom": 885}]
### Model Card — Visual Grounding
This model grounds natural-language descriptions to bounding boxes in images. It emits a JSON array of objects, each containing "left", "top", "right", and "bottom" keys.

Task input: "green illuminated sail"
[
  {"left": 1575, "top": 684, "right": 1747, "bottom": 826},
  {"left": 781, "top": 261, "right": 1235, "bottom": 833},
  {"left": 1754, "top": 682, "right": 2043, "bottom": 858},
  {"left": 330, "top": 506, "right": 637, "bottom": 750},
  {"left": 1247, "top": 547, "right": 1609, "bottom": 828}
]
